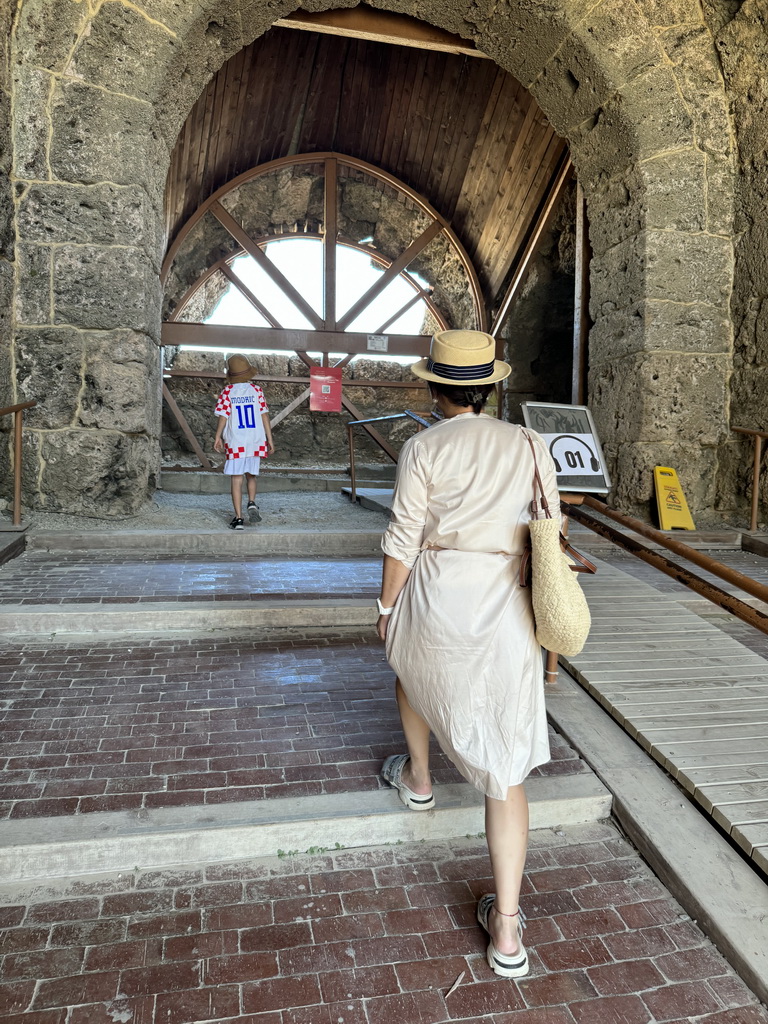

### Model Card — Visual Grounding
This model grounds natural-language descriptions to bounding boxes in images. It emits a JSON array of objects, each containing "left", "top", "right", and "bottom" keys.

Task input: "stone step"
[
  {"left": 569, "top": 523, "right": 744, "bottom": 551},
  {"left": 0, "top": 597, "right": 377, "bottom": 635},
  {"left": 25, "top": 529, "right": 384, "bottom": 556},
  {"left": 0, "top": 774, "right": 612, "bottom": 882},
  {"left": 342, "top": 487, "right": 394, "bottom": 514},
  {"left": 161, "top": 467, "right": 395, "bottom": 495}
]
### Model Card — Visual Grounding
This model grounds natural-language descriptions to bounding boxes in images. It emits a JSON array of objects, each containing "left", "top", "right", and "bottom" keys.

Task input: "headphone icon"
[{"left": 550, "top": 435, "right": 600, "bottom": 473}]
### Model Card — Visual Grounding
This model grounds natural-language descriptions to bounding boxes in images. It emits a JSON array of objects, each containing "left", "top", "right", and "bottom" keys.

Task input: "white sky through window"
[{"left": 196, "top": 238, "right": 429, "bottom": 362}]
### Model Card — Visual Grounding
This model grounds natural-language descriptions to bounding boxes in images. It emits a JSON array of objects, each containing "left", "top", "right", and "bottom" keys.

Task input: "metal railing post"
[
  {"left": 13, "top": 409, "right": 22, "bottom": 527},
  {"left": 347, "top": 424, "right": 357, "bottom": 503}
]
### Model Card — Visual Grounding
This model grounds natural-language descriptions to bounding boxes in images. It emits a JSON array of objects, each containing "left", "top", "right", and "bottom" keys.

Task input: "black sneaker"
[
  {"left": 246, "top": 501, "right": 261, "bottom": 522},
  {"left": 229, "top": 517, "right": 244, "bottom": 530}
]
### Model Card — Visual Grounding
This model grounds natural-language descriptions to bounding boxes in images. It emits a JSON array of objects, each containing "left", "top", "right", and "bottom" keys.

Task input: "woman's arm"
[{"left": 377, "top": 555, "right": 411, "bottom": 641}]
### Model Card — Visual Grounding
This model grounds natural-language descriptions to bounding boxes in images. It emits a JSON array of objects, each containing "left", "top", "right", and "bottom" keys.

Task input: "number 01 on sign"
[{"left": 654, "top": 466, "right": 696, "bottom": 531}]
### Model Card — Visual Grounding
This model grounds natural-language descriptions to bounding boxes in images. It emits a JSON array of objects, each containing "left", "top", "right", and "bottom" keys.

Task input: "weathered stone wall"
[
  {"left": 163, "top": 350, "right": 431, "bottom": 467},
  {"left": 0, "top": 0, "right": 15, "bottom": 496},
  {"left": 710, "top": 4, "right": 768, "bottom": 525},
  {"left": 4, "top": 0, "right": 750, "bottom": 522},
  {"left": 500, "top": 183, "right": 577, "bottom": 421}
]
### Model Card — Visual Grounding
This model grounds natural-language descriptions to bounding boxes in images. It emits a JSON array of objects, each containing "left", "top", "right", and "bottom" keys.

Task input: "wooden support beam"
[
  {"left": 337, "top": 220, "right": 443, "bottom": 331},
  {"left": 162, "top": 382, "right": 213, "bottom": 471},
  {"left": 341, "top": 395, "right": 399, "bottom": 461},
  {"left": 572, "top": 181, "right": 590, "bottom": 405},
  {"left": 219, "top": 262, "right": 283, "bottom": 329},
  {"left": 270, "top": 387, "right": 311, "bottom": 428},
  {"left": 161, "top": 322, "right": 432, "bottom": 358},
  {"left": 490, "top": 156, "right": 573, "bottom": 338},
  {"left": 209, "top": 200, "right": 325, "bottom": 330},
  {"left": 164, "top": 368, "right": 427, "bottom": 389},
  {"left": 274, "top": 8, "right": 489, "bottom": 58},
  {"left": 374, "top": 286, "right": 433, "bottom": 334},
  {"left": 324, "top": 157, "right": 338, "bottom": 330}
]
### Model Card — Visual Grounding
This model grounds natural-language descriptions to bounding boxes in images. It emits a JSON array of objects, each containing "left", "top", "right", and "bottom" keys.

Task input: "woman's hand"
[{"left": 377, "top": 613, "right": 391, "bottom": 642}]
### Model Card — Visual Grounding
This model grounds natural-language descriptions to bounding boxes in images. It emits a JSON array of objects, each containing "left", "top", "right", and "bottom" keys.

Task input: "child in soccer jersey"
[{"left": 213, "top": 354, "right": 275, "bottom": 530}]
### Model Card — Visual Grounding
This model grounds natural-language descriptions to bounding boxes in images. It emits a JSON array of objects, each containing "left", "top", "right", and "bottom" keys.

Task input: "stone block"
[
  {"left": 17, "top": 184, "right": 153, "bottom": 252},
  {"left": 0, "top": 172, "right": 12, "bottom": 263},
  {"left": 0, "top": 258, "right": 12, "bottom": 359},
  {"left": 589, "top": 350, "right": 730, "bottom": 446},
  {"left": 79, "top": 330, "right": 159, "bottom": 434},
  {"left": 67, "top": 2, "right": 180, "bottom": 105},
  {"left": 38, "top": 430, "right": 156, "bottom": 516},
  {"left": 729, "top": 367, "right": 768, "bottom": 430},
  {"left": 569, "top": 98, "right": 635, "bottom": 184},
  {"left": 11, "top": 66, "right": 52, "bottom": 180},
  {"left": 587, "top": 150, "right": 707, "bottom": 254},
  {"left": 590, "top": 230, "right": 732, "bottom": 318},
  {"left": 53, "top": 245, "right": 161, "bottom": 337},
  {"left": 13, "top": 0, "right": 87, "bottom": 73},
  {"left": 475, "top": 0, "right": 597, "bottom": 89},
  {"left": 14, "top": 327, "right": 85, "bottom": 430},
  {"left": 622, "top": 66, "right": 695, "bottom": 155},
  {"left": 589, "top": 300, "right": 732, "bottom": 362},
  {"left": 604, "top": 439, "right": 718, "bottom": 518},
  {"left": 0, "top": 87, "right": 11, "bottom": 175},
  {"left": 14, "top": 244, "right": 51, "bottom": 325},
  {"left": 49, "top": 80, "right": 164, "bottom": 194},
  {"left": 641, "top": 1, "right": 700, "bottom": 27},
  {"left": 705, "top": 154, "right": 736, "bottom": 236}
]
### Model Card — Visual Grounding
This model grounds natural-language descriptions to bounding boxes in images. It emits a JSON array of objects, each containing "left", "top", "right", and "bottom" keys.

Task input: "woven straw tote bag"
[{"left": 521, "top": 432, "right": 595, "bottom": 657}]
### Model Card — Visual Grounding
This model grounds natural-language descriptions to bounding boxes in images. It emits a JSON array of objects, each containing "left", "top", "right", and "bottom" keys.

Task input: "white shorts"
[{"left": 223, "top": 457, "right": 261, "bottom": 476}]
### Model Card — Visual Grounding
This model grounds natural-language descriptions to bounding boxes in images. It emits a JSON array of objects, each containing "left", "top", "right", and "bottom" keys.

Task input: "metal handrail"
[
  {"left": 564, "top": 495, "right": 768, "bottom": 636},
  {"left": 346, "top": 410, "right": 433, "bottom": 502},
  {"left": 0, "top": 401, "right": 37, "bottom": 528},
  {"left": 732, "top": 426, "right": 767, "bottom": 532}
]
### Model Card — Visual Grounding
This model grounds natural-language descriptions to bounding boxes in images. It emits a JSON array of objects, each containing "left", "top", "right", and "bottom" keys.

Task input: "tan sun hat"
[
  {"left": 225, "top": 354, "right": 258, "bottom": 384},
  {"left": 411, "top": 330, "right": 511, "bottom": 386}
]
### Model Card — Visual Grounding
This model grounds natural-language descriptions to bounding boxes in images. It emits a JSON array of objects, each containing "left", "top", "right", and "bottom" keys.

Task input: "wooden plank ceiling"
[{"left": 165, "top": 24, "right": 566, "bottom": 309}]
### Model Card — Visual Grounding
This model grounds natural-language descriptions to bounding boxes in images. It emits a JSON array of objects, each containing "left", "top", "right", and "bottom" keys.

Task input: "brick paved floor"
[
  {"left": 0, "top": 823, "right": 765, "bottom": 1023},
  {"left": 0, "top": 632, "right": 588, "bottom": 820},
  {"left": 0, "top": 555, "right": 381, "bottom": 604}
]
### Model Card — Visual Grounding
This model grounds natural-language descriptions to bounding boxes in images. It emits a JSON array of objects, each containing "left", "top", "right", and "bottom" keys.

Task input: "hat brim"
[
  {"left": 226, "top": 369, "right": 257, "bottom": 384},
  {"left": 410, "top": 358, "right": 511, "bottom": 386}
]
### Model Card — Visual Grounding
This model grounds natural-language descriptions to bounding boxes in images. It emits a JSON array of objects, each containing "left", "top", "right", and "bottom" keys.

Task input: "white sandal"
[
  {"left": 477, "top": 894, "right": 529, "bottom": 978},
  {"left": 380, "top": 754, "right": 435, "bottom": 811}
]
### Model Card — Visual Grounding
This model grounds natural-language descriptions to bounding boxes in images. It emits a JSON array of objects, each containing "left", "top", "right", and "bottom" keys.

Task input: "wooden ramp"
[{"left": 565, "top": 556, "right": 768, "bottom": 874}]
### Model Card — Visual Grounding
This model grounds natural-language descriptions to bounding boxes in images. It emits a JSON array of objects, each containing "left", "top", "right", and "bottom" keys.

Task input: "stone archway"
[{"left": 5, "top": 0, "right": 738, "bottom": 518}]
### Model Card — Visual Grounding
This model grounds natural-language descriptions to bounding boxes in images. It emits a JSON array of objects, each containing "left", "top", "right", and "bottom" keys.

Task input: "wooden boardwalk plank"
[{"left": 565, "top": 551, "right": 768, "bottom": 872}]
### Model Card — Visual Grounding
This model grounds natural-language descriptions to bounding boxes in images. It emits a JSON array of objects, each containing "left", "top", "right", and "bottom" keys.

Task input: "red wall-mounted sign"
[{"left": 309, "top": 366, "right": 343, "bottom": 412}]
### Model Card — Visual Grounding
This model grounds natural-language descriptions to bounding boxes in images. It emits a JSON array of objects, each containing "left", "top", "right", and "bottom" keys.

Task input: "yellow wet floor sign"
[{"left": 654, "top": 466, "right": 696, "bottom": 530}]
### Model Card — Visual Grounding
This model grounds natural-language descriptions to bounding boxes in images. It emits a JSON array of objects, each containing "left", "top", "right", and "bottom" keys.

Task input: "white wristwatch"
[{"left": 376, "top": 598, "right": 395, "bottom": 615}]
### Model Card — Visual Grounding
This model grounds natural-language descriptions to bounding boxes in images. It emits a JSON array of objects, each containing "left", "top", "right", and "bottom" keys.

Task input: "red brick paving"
[
  {"left": 0, "top": 825, "right": 764, "bottom": 1023},
  {"left": 0, "top": 554, "right": 380, "bottom": 604},
  {"left": 0, "top": 633, "right": 588, "bottom": 818}
]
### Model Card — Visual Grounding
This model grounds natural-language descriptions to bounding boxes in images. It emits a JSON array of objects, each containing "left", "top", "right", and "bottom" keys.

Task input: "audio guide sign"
[{"left": 521, "top": 402, "right": 610, "bottom": 494}]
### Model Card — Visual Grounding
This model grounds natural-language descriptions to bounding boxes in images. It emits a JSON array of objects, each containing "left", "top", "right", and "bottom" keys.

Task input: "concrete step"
[
  {"left": 0, "top": 597, "right": 377, "bottom": 635},
  {"left": 25, "top": 529, "right": 384, "bottom": 556},
  {"left": 0, "top": 773, "right": 612, "bottom": 882},
  {"left": 342, "top": 487, "right": 394, "bottom": 514},
  {"left": 161, "top": 466, "right": 396, "bottom": 494},
  {"left": 569, "top": 523, "right": 744, "bottom": 551}
]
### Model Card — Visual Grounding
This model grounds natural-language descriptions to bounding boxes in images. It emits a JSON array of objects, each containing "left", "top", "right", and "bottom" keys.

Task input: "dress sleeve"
[
  {"left": 528, "top": 429, "right": 561, "bottom": 525},
  {"left": 381, "top": 435, "right": 429, "bottom": 570},
  {"left": 215, "top": 386, "right": 231, "bottom": 418}
]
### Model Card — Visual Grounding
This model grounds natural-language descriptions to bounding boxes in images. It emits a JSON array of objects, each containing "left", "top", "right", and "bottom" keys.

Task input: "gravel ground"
[{"left": 1, "top": 490, "right": 390, "bottom": 533}]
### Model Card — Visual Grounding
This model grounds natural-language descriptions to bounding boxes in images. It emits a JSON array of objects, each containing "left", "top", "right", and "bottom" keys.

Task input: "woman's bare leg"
[
  {"left": 395, "top": 678, "right": 432, "bottom": 794},
  {"left": 484, "top": 784, "right": 529, "bottom": 955}
]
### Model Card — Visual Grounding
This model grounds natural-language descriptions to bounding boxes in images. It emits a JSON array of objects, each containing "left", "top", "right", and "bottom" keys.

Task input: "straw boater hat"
[
  {"left": 411, "top": 330, "right": 511, "bottom": 386},
  {"left": 225, "top": 354, "right": 258, "bottom": 384}
]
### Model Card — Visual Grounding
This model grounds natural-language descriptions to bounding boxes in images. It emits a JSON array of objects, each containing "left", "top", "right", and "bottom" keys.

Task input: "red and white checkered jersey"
[{"left": 215, "top": 382, "right": 269, "bottom": 460}]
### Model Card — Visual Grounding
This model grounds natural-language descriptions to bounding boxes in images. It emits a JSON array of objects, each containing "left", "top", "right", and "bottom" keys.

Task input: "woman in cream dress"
[{"left": 377, "top": 329, "right": 559, "bottom": 979}]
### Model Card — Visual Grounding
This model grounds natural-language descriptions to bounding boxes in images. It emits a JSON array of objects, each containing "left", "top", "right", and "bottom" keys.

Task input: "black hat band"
[{"left": 426, "top": 358, "right": 495, "bottom": 381}]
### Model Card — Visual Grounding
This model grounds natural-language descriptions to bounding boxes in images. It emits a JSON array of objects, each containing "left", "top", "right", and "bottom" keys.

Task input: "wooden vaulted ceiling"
[{"left": 164, "top": 18, "right": 566, "bottom": 309}]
